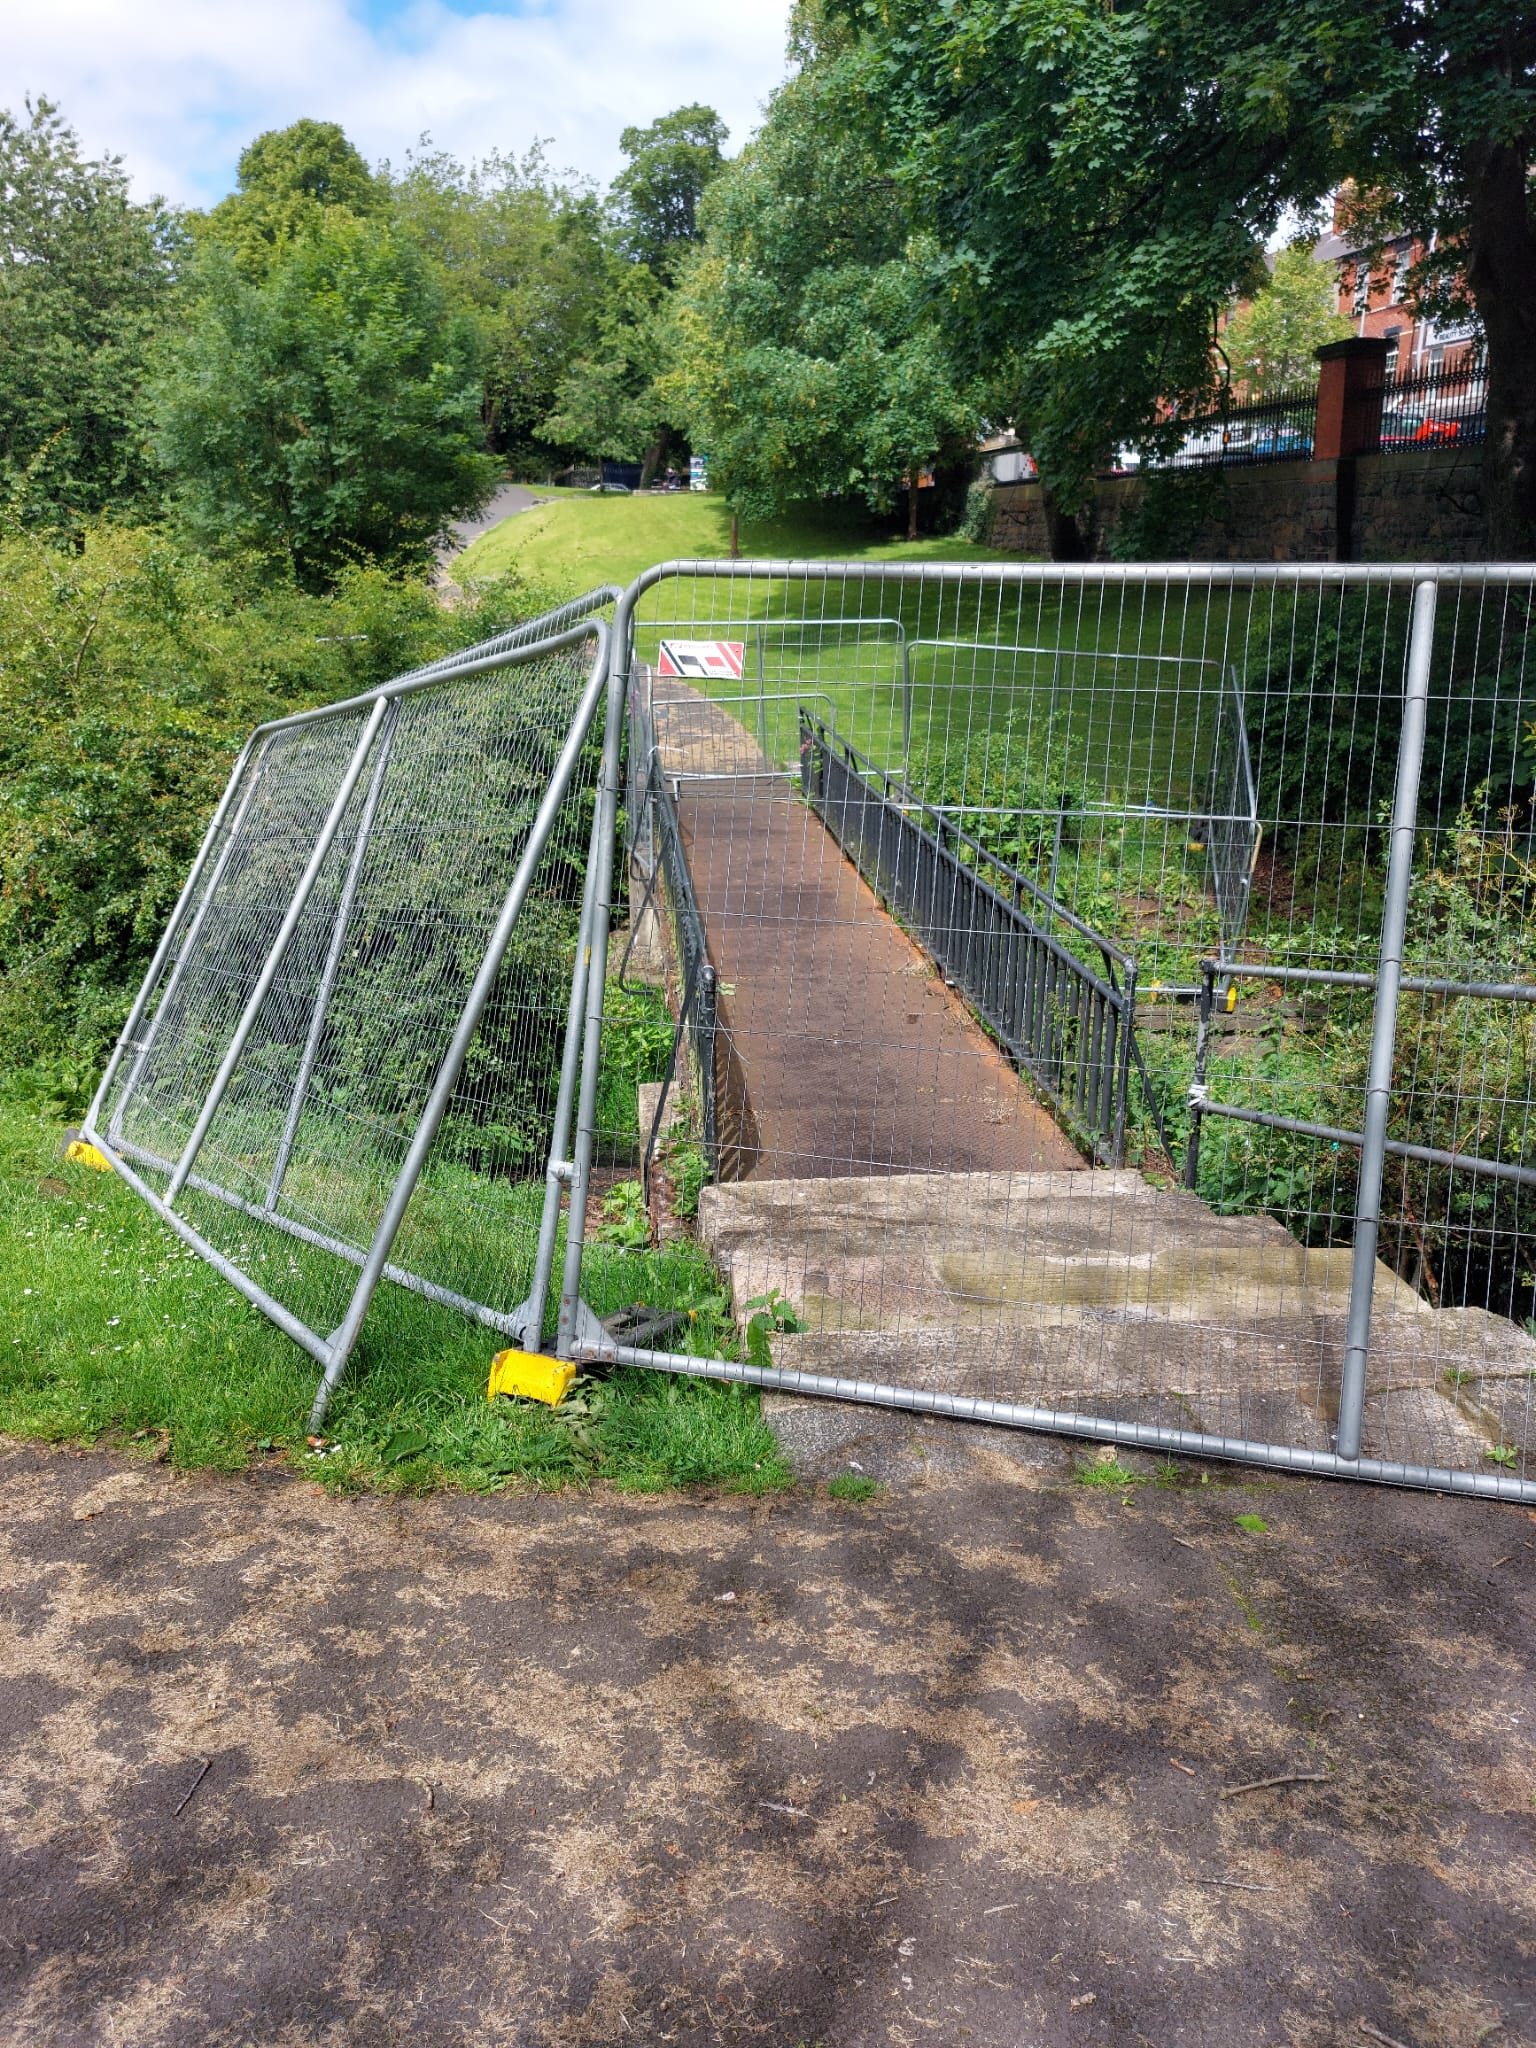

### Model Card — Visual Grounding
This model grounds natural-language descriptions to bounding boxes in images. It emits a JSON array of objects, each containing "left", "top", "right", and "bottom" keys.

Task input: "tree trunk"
[
  {"left": 907, "top": 475, "right": 920, "bottom": 541},
  {"left": 1464, "top": 137, "right": 1536, "bottom": 560},
  {"left": 1041, "top": 485, "right": 1091, "bottom": 562},
  {"left": 730, "top": 508, "right": 740, "bottom": 559},
  {"left": 640, "top": 426, "right": 670, "bottom": 489}
]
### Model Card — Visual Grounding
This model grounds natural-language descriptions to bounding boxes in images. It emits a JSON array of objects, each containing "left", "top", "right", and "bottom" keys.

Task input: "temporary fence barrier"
[
  {"left": 84, "top": 588, "right": 618, "bottom": 1428},
  {"left": 89, "top": 562, "right": 1536, "bottom": 1504}
]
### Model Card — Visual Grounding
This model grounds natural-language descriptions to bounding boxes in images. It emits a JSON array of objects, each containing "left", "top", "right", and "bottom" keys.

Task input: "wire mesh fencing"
[
  {"left": 85, "top": 589, "right": 617, "bottom": 1424},
  {"left": 87, "top": 559, "right": 1536, "bottom": 1503},
  {"left": 573, "top": 563, "right": 1536, "bottom": 1503}
]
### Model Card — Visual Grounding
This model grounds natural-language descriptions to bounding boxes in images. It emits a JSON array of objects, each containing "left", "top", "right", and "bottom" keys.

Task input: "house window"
[
  {"left": 1393, "top": 244, "right": 1412, "bottom": 304},
  {"left": 1382, "top": 329, "right": 1401, "bottom": 381},
  {"left": 1353, "top": 259, "right": 1372, "bottom": 315}
]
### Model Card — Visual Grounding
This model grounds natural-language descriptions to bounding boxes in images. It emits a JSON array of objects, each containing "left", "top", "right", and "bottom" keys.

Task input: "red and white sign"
[{"left": 656, "top": 638, "right": 745, "bottom": 680}]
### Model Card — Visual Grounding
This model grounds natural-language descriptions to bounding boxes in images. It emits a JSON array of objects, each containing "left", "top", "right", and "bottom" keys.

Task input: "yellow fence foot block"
[
  {"left": 65, "top": 1140, "right": 113, "bottom": 1173},
  {"left": 487, "top": 1350, "right": 576, "bottom": 1406}
]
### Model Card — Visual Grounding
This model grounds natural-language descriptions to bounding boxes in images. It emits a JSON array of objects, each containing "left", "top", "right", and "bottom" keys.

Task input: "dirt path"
[
  {"left": 2, "top": 1435, "right": 1533, "bottom": 2047},
  {"left": 653, "top": 683, "right": 1083, "bottom": 1179}
]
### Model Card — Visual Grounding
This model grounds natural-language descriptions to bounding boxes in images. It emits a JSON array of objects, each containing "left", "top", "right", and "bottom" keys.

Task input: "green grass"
[
  {"left": 455, "top": 489, "right": 1019, "bottom": 596},
  {"left": 0, "top": 1095, "right": 791, "bottom": 1496},
  {"left": 826, "top": 1472, "right": 880, "bottom": 1502}
]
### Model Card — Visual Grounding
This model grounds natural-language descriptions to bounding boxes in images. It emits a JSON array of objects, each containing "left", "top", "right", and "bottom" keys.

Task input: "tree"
[
  {"left": 386, "top": 141, "right": 609, "bottom": 460},
  {"left": 198, "top": 119, "right": 384, "bottom": 276},
  {"left": 609, "top": 105, "right": 728, "bottom": 279},
  {"left": 1224, "top": 244, "right": 1353, "bottom": 396},
  {"left": 836, "top": 0, "right": 1536, "bottom": 557},
  {"left": 152, "top": 218, "right": 497, "bottom": 585},
  {"left": 0, "top": 97, "right": 181, "bottom": 529},
  {"left": 662, "top": 55, "right": 976, "bottom": 535},
  {"left": 541, "top": 266, "right": 669, "bottom": 465}
]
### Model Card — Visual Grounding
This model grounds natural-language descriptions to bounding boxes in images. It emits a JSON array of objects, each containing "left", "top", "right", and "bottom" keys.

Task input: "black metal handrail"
[{"left": 799, "top": 713, "right": 1142, "bottom": 1165}]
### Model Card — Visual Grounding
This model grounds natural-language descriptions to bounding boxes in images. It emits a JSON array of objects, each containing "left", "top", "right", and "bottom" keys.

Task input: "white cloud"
[{"left": 0, "top": 0, "right": 792, "bottom": 206}]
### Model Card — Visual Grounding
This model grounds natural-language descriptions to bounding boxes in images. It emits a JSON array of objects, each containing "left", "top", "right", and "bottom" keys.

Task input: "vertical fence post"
[
  {"left": 555, "top": 636, "right": 630, "bottom": 1359},
  {"left": 699, "top": 963, "right": 719, "bottom": 1172},
  {"left": 1185, "top": 961, "right": 1215, "bottom": 1191},
  {"left": 1336, "top": 576, "right": 1438, "bottom": 1461}
]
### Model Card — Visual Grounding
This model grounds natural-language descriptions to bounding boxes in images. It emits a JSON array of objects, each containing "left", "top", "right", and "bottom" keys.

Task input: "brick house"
[{"left": 1312, "top": 202, "right": 1479, "bottom": 378}]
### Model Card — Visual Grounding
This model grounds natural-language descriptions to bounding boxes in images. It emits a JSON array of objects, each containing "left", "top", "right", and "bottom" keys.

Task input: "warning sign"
[{"left": 656, "top": 639, "right": 745, "bottom": 680}]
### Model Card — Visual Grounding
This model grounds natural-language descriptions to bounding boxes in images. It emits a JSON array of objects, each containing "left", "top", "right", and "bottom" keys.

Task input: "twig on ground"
[
  {"left": 759, "top": 1800, "right": 809, "bottom": 1819},
  {"left": 1220, "top": 1770, "right": 1329, "bottom": 1799},
  {"left": 172, "top": 1759, "right": 210, "bottom": 1815},
  {"left": 1195, "top": 1876, "right": 1279, "bottom": 1892},
  {"left": 1169, "top": 1758, "right": 1197, "bottom": 1775},
  {"left": 1358, "top": 2020, "right": 1411, "bottom": 2048},
  {"left": 983, "top": 1903, "right": 1020, "bottom": 1915}
]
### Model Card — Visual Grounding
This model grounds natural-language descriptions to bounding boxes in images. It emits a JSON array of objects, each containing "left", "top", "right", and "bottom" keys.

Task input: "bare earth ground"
[{"left": 2, "top": 1422, "right": 1534, "bottom": 2048}]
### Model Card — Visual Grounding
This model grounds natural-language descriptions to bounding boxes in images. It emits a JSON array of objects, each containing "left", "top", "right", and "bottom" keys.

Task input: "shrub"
[{"left": 0, "top": 521, "right": 554, "bottom": 1066}]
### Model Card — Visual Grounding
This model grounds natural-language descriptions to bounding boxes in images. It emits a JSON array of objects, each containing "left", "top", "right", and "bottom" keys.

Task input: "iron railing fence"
[
  {"left": 1142, "top": 382, "right": 1319, "bottom": 470},
  {"left": 90, "top": 562, "right": 1536, "bottom": 1506},
  {"left": 800, "top": 714, "right": 1139, "bottom": 1165},
  {"left": 1380, "top": 352, "right": 1487, "bottom": 453},
  {"left": 632, "top": 754, "right": 718, "bottom": 1179}
]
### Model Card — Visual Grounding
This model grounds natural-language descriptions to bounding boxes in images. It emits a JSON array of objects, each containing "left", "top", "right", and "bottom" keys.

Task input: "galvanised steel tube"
[
  {"left": 84, "top": 733, "right": 261, "bottom": 1139},
  {"left": 245, "top": 616, "right": 617, "bottom": 741},
  {"left": 554, "top": 626, "right": 630, "bottom": 1359},
  {"left": 104, "top": 740, "right": 271, "bottom": 1146},
  {"left": 308, "top": 622, "right": 613, "bottom": 1432},
  {"left": 1336, "top": 576, "right": 1439, "bottom": 1462},
  {"left": 518, "top": 799, "right": 606, "bottom": 1351},
  {"left": 1195, "top": 1097, "right": 1536, "bottom": 1190},
  {"left": 583, "top": 1338, "right": 1536, "bottom": 1506},
  {"left": 1216, "top": 959, "right": 1536, "bottom": 1000},
  {"left": 103, "top": 1131, "right": 529, "bottom": 1339},
  {"left": 614, "top": 558, "right": 1536, "bottom": 590},
  {"left": 264, "top": 701, "right": 401, "bottom": 1213},
  {"left": 86, "top": 1142, "right": 334, "bottom": 1367},
  {"left": 165, "top": 694, "right": 391, "bottom": 1206}
]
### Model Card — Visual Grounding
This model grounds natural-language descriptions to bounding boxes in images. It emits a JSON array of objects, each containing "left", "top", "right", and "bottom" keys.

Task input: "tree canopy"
[
  {"left": 663, "top": 56, "right": 976, "bottom": 532},
  {"left": 835, "top": 0, "right": 1536, "bottom": 554},
  {"left": 609, "top": 104, "right": 729, "bottom": 279},
  {"left": 1225, "top": 245, "right": 1353, "bottom": 397},
  {"left": 386, "top": 141, "right": 609, "bottom": 459},
  {"left": 0, "top": 98, "right": 181, "bottom": 529},
  {"left": 152, "top": 218, "right": 496, "bottom": 584},
  {"left": 199, "top": 118, "right": 385, "bottom": 276}
]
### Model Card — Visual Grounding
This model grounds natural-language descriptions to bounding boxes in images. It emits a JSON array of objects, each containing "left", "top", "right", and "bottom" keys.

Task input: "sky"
[{"left": 1, "top": 0, "right": 794, "bottom": 208}]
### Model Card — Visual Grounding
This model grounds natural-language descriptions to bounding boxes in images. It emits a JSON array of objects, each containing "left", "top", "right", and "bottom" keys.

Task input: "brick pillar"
[
  {"left": 1314, "top": 337, "right": 1390, "bottom": 459},
  {"left": 1314, "top": 337, "right": 1390, "bottom": 560}
]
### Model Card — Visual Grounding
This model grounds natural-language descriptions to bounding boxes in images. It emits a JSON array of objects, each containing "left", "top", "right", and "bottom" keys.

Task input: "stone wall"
[{"left": 988, "top": 445, "right": 1486, "bottom": 562}]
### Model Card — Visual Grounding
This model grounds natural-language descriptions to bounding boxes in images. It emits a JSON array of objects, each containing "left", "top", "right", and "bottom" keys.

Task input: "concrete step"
[{"left": 696, "top": 1168, "right": 1534, "bottom": 1466}]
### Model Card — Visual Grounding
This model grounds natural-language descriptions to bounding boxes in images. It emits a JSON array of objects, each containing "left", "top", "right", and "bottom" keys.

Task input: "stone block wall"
[{"left": 988, "top": 446, "right": 1487, "bottom": 563}]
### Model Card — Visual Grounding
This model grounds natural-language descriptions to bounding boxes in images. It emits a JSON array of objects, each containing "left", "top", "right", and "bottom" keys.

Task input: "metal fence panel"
[
  {"left": 86, "top": 591, "right": 616, "bottom": 1416},
  {"left": 570, "top": 562, "right": 1536, "bottom": 1504}
]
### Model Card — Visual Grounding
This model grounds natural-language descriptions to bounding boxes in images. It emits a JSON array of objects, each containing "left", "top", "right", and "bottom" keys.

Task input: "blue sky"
[{"left": 1, "top": 0, "right": 792, "bottom": 208}]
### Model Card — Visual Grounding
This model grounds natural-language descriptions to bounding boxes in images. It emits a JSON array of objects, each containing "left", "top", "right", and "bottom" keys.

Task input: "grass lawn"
[
  {"left": 458, "top": 489, "right": 1238, "bottom": 807},
  {"left": 455, "top": 489, "right": 1019, "bottom": 595},
  {"left": 0, "top": 1093, "right": 790, "bottom": 1497}
]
